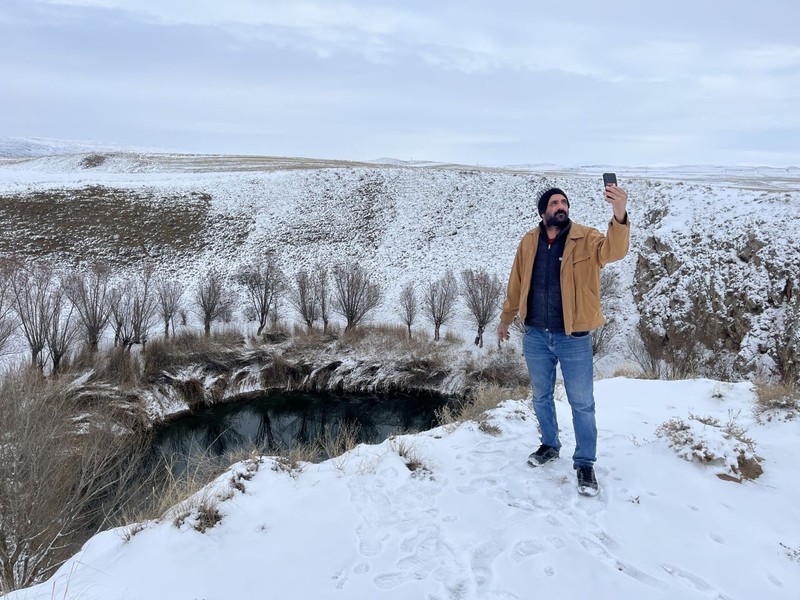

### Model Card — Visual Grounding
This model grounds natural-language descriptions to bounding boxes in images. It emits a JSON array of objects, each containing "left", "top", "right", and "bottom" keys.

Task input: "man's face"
[{"left": 542, "top": 194, "right": 570, "bottom": 228}]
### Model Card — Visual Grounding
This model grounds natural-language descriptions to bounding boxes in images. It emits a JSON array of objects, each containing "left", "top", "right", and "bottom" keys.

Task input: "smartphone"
[{"left": 603, "top": 173, "right": 617, "bottom": 186}]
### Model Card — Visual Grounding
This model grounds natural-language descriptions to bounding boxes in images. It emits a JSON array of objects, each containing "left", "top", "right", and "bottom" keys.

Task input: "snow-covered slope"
[
  {"left": 0, "top": 137, "right": 154, "bottom": 158},
  {"left": 5, "top": 378, "right": 800, "bottom": 600},
  {"left": 0, "top": 151, "right": 798, "bottom": 381}
]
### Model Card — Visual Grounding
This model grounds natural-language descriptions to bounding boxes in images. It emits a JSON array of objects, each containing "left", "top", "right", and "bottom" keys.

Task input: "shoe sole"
[
  {"left": 527, "top": 456, "right": 558, "bottom": 468},
  {"left": 577, "top": 484, "right": 599, "bottom": 497}
]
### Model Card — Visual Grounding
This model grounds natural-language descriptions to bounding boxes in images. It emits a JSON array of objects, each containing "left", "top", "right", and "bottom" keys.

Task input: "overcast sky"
[{"left": 2, "top": 0, "right": 799, "bottom": 166}]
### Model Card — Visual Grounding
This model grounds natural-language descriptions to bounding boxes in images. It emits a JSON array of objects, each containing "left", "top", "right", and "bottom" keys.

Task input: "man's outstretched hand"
[{"left": 605, "top": 184, "right": 628, "bottom": 223}]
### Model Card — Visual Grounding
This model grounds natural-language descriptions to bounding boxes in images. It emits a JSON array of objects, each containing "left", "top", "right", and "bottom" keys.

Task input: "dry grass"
[
  {"left": 442, "top": 329, "right": 465, "bottom": 344},
  {"left": 781, "top": 542, "right": 800, "bottom": 564},
  {"left": 0, "top": 367, "right": 151, "bottom": 591},
  {"left": 0, "top": 186, "right": 214, "bottom": 265},
  {"left": 362, "top": 322, "right": 409, "bottom": 340},
  {"left": 610, "top": 366, "right": 652, "bottom": 379},
  {"left": 320, "top": 420, "right": 362, "bottom": 471},
  {"left": 436, "top": 382, "right": 527, "bottom": 433},
  {"left": 124, "top": 451, "right": 227, "bottom": 527},
  {"left": 465, "top": 345, "right": 530, "bottom": 388},
  {"left": 753, "top": 380, "right": 798, "bottom": 421},
  {"left": 97, "top": 346, "right": 143, "bottom": 388},
  {"left": 390, "top": 437, "right": 431, "bottom": 477},
  {"left": 192, "top": 500, "right": 223, "bottom": 533},
  {"left": 656, "top": 411, "right": 762, "bottom": 482},
  {"left": 270, "top": 443, "right": 318, "bottom": 477},
  {"left": 144, "top": 328, "right": 246, "bottom": 380}
]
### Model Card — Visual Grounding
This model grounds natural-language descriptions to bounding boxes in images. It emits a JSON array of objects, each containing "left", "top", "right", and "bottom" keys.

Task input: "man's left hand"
[{"left": 605, "top": 185, "right": 628, "bottom": 223}]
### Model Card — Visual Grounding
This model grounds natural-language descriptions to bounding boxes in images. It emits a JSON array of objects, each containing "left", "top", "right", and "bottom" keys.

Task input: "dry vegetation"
[
  {"left": 0, "top": 369, "right": 150, "bottom": 592},
  {"left": 0, "top": 186, "right": 215, "bottom": 265},
  {"left": 753, "top": 380, "right": 798, "bottom": 422},
  {"left": 437, "top": 382, "right": 529, "bottom": 435},
  {"left": 655, "top": 411, "right": 763, "bottom": 482}
]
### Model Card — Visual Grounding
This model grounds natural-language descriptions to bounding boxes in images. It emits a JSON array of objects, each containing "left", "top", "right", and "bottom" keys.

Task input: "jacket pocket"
[{"left": 571, "top": 254, "right": 600, "bottom": 324}]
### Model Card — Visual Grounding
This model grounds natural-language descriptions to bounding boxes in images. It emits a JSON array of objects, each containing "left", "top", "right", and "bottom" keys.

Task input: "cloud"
[{"left": 4, "top": 0, "right": 799, "bottom": 166}]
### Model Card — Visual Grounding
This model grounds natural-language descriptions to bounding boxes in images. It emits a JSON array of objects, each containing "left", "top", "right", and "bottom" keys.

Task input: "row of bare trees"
[
  {"left": 397, "top": 268, "right": 504, "bottom": 347},
  {"left": 291, "top": 262, "right": 504, "bottom": 346},
  {"left": 0, "top": 259, "right": 195, "bottom": 373},
  {"left": 0, "top": 255, "right": 507, "bottom": 372}
]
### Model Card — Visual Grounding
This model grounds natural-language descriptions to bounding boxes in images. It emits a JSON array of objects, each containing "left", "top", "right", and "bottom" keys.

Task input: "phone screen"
[{"left": 603, "top": 173, "right": 617, "bottom": 186}]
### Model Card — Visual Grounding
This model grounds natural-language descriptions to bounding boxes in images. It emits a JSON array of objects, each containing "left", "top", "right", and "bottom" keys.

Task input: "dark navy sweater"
[{"left": 524, "top": 221, "right": 571, "bottom": 331}]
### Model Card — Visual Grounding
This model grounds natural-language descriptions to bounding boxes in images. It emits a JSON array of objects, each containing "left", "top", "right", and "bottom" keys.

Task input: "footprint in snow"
[
  {"left": 661, "top": 563, "right": 723, "bottom": 595},
  {"left": 546, "top": 535, "right": 566, "bottom": 550},
  {"left": 373, "top": 571, "right": 412, "bottom": 589},
  {"left": 576, "top": 532, "right": 665, "bottom": 588},
  {"left": 489, "top": 591, "right": 522, "bottom": 600},
  {"left": 471, "top": 540, "right": 503, "bottom": 590},
  {"left": 511, "top": 539, "right": 548, "bottom": 562},
  {"left": 455, "top": 477, "right": 497, "bottom": 494},
  {"left": 356, "top": 523, "right": 388, "bottom": 557}
]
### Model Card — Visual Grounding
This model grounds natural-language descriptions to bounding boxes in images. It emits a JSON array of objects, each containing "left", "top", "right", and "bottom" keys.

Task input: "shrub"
[
  {"left": 655, "top": 411, "right": 762, "bottom": 482},
  {"left": 390, "top": 437, "right": 432, "bottom": 477},
  {"left": 467, "top": 345, "right": 529, "bottom": 388},
  {"left": 436, "top": 382, "right": 526, "bottom": 433},
  {"left": 753, "top": 380, "right": 798, "bottom": 422},
  {"left": 0, "top": 369, "right": 149, "bottom": 591}
]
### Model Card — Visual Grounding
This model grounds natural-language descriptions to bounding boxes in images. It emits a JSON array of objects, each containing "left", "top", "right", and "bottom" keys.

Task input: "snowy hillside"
[
  {"left": 0, "top": 137, "right": 153, "bottom": 158},
  {"left": 0, "top": 150, "right": 798, "bottom": 381},
  {"left": 1, "top": 149, "right": 799, "bottom": 600}
]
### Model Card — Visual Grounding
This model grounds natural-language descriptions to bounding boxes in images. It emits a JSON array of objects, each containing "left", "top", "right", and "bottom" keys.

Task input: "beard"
[{"left": 545, "top": 210, "right": 570, "bottom": 229}]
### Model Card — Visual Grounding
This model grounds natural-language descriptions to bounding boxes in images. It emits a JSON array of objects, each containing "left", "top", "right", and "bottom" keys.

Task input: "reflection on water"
[{"left": 152, "top": 391, "right": 451, "bottom": 465}]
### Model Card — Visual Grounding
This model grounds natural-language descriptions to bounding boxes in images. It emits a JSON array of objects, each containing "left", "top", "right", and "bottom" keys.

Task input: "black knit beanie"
[{"left": 537, "top": 188, "right": 569, "bottom": 217}]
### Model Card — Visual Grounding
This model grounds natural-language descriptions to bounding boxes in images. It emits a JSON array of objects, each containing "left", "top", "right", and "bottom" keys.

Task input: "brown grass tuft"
[{"left": 753, "top": 380, "right": 798, "bottom": 421}]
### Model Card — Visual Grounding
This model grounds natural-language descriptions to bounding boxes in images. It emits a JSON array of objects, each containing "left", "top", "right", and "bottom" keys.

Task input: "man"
[{"left": 497, "top": 183, "right": 629, "bottom": 496}]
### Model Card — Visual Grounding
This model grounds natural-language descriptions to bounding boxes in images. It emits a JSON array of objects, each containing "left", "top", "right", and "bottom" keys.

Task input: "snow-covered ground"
[{"left": 5, "top": 377, "right": 799, "bottom": 600}]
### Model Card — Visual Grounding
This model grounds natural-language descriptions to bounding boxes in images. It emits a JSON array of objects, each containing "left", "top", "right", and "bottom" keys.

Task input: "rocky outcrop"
[
  {"left": 632, "top": 186, "right": 800, "bottom": 383},
  {"left": 126, "top": 338, "right": 531, "bottom": 424}
]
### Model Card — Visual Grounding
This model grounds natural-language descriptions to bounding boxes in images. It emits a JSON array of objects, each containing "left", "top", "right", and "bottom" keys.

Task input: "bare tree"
[
  {"left": 10, "top": 263, "right": 54, "bottom": 369},
  {"left": 45, "top": 283, "right": 78, "bottom": 374},
  {"left": 314, "top": 262, "right": 331, "bottom": 333},
  {"left": 236, "top": 254, "right": 284, "bottom": 335},
  {"left": 195, "top": 271, "right": 233, "bottom": 337},
  {"left": 591, "top": 270, "right": 621, "bottom": 358},
  {"left": 129, "top": 269, "right": 157, "bottom": 348},
  {"left": 109, "top": 286, "right": 125, "bottom": 348},
  {"left": 592, "top": 317, "right": 618, "bottom": 358},
  {"left": 397, "top": 282, "right": 418, "bottom": 340},
  {"left": 111, "top": 270, "right": 157, "bottom": 350},
  {"left": 423, "top": 270, "right": 459, "bottom": 342},
  {"left": 0, "top": 257, "right": 17, "bottom": 356},
  {"left": 461, "top": 268, "right": 503, "bottom": 348},
  {"left": 155, "top": 277, "right": 184, "bottom": 339},
  {"left": 331, "top": 262, "right": 382, "bottom": 331},
  {"left": 64, "top": 262, "right": 114, "bottom": 353},
  {"left": 290, "top": 269, "right": 318, "bottom": 329}
]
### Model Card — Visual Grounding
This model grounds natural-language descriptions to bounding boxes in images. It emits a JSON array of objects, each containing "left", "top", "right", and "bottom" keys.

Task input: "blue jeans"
[{"left": 522, "top": 327, "right": 596, "bottom": 468}]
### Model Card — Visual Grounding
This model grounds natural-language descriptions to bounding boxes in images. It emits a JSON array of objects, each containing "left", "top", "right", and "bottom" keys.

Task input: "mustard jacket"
[{"left": 500, "top": 217, "right": 630, "bottom": 334}]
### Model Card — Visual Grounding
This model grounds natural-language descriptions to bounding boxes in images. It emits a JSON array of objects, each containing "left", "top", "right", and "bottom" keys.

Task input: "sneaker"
[
  {"left": 527, "top": 444, "right": 560, "bottom": 467},
  {"left": 576, "top": 466, "right": 599, "bottom": 497}
]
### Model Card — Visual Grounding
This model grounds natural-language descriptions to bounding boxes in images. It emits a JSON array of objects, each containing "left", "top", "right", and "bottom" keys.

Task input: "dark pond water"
[{"left": 151, "top": 390, "right": 453, "bottom": 468}]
